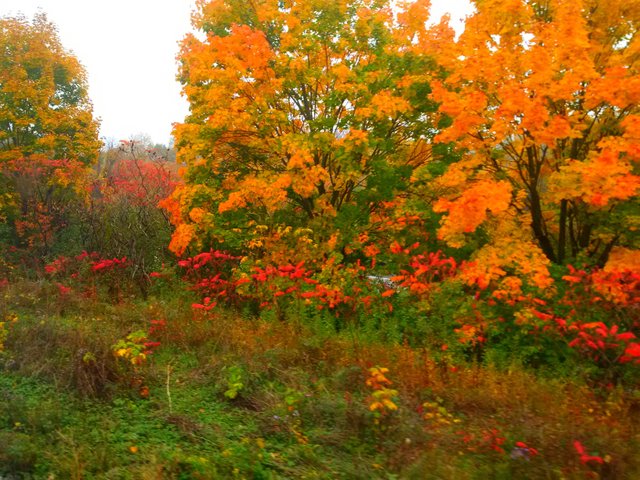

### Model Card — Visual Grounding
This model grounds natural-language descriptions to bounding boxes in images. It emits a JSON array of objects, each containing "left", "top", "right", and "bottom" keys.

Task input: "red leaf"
[{"left": 624, "top": 343, "right": 640, "bottom": 357}]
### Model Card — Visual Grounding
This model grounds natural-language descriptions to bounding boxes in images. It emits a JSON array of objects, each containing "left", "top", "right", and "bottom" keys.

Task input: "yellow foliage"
[
  {"left": 0, "top": 14, "right": 100, "bottom": 163},
  {"left": 460, "top": 219, "right": 553, "bottom": 292},
  {"left": 167, "top": 0, "right": 439, "bottom": 258}
]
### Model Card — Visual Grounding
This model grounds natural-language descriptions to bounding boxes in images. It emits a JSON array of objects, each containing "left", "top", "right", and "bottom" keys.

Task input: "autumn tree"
[
  {"left": 0, "top": 13, "right": 100, "bottom": 255},
  {"left": 0, "top": 13, "right": 100, "bottom": 162},
  {"left": 428, "top": 0, "right": 640, "bottom": 269},
  {"left": 164, "top": 0, "right": 439, "bottom": 261}
]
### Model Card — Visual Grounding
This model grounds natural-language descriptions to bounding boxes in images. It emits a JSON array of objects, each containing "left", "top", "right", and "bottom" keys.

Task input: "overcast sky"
[{"left": 0, "top": 0, "right": 473, "bottom": 146}]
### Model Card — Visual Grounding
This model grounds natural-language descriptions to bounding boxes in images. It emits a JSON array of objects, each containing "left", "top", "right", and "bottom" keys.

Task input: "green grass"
[
  {"left": 0, "top": 352, "right": 387, "bottom": 479},
  {"left": 1, "top": 283, "right": 639, "bottom": 479}
]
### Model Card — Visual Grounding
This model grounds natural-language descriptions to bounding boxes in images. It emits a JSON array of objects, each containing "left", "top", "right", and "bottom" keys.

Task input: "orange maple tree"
[{"left": 429, "top": 0, "right": 639, "bottom": 268}]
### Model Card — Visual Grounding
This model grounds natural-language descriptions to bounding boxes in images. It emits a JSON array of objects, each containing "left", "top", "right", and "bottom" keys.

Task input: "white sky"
[{"left": 0, "top": 0, "right": 473, "bottom": 146}]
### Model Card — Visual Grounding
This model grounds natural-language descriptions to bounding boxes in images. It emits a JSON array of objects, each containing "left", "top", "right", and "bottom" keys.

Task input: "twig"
[{"left": 166, "top": 363, "right": 173, "bottom": 414}]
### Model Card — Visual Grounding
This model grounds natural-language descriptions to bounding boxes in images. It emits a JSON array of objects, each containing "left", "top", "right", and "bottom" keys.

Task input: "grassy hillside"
[{"left": 1, "top": 279, "right": 638, "bottom": 479}]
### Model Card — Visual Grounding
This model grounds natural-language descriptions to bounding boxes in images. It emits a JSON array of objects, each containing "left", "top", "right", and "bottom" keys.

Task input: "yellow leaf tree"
[
  {"left": 0, "top": 13, "right": 100, "bottom": 163},
  {"left": 0, "top": 14, "right": 100, "bottom": 254}
]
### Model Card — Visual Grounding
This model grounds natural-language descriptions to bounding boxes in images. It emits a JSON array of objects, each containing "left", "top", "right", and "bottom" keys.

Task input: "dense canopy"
[
  {"left": 0, "top": 13, "right": 100, "bottom": 163},
  {"left": 165, "top": 0, "right": 440, "bottom": 259}
]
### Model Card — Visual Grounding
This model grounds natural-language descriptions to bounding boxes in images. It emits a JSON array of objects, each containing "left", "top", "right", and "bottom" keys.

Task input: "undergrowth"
[{"left": 1, "top": 279, "right": 639, "bottom": 479}]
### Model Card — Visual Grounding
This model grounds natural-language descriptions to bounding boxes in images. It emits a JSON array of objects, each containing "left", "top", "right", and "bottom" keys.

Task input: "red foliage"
[
  {"left": 391, "top": 250, "right": 457, "bottom": 294},
  {"left": 574, "top": 440, "right": 604, "bottom": 465},
  {"left": 177, "top": 249, "right": 243, "bottom": 312},
  {"left": 1, "top": 156, "right": 88, "bottom": 250},
  {"left": 514, "top": 441, "right": 539, "bottom": 457},
  {"left": 91, "top": 256, "right": 128, "bottom": 272},
  {"left": 43, "top": 251, "right": 135, "bottom": 301},
  {"left": 108, "top": 158, "right": 177, "bottom": 207}
]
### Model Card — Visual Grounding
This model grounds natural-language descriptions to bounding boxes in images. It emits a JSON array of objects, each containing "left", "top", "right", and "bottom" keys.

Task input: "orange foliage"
[
  {"left": 428, "top": 0, "right": 640, "bottom": 267},
  {"left": 166, "top": 0, "right": 440, "bottom": 259},
  {"left": 434, "top": 180, "right": 512, "bottom": 248}
]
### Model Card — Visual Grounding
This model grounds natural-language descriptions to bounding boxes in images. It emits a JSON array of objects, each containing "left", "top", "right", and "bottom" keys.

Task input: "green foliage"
[{"left": 223, "top": 365, "right": 246, "bottom": 400}]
